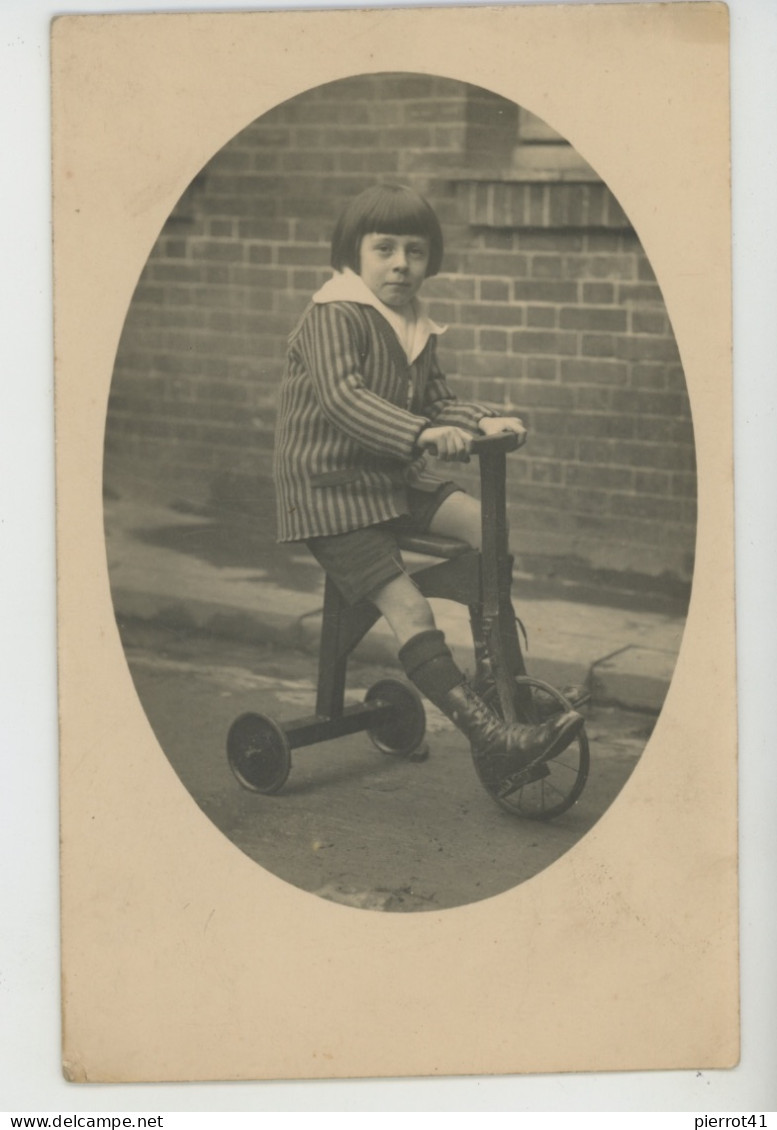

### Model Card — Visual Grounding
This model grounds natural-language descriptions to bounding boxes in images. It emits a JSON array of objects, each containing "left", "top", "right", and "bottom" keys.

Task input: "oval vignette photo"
[{"left": 103, "top": 73, "right": 695, "bottom": 913}]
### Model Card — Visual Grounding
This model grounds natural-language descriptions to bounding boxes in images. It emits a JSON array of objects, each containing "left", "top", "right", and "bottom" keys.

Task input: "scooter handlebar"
[
  {"left": 469, "top": 431, "right": 521, "bottom": 456},
  {"left": 420, "top": 431, "right": 520, "bottom": 459}
]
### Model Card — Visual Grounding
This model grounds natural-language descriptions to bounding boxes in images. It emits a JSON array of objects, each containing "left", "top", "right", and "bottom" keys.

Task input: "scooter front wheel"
[{"left": 478, "top": 676, "right": 590, "bottom": 820}]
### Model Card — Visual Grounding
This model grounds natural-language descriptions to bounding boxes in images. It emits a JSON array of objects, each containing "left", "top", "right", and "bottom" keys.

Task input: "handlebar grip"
[
  {"left": 469, "top": 432, "right": 521, "bottom": 455},
  {"left": 420, "top": 431, "right": 520, "bottom": 458}
]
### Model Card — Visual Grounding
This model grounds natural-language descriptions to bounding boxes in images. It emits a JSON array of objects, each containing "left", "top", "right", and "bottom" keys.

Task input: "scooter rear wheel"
[
  {"left": 226, "top": 712, "right": 292, "bottom": 794},
  {"left": 365, "top": 678, "right": 427, "bottom": 759}
]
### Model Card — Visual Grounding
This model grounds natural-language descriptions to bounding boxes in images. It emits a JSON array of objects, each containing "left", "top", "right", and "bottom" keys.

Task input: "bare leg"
[
  {"left": 428, "top": 490, "right": 483, "bottom": 550},
  {"left": 371, "top": 492, "right": 488, "bottom": 646},
  {"left": 369, "top": 494, "right": 482, "bottom": 646},
  {"left": 369, "top": 572, "right": 436, "bottom": 646}
]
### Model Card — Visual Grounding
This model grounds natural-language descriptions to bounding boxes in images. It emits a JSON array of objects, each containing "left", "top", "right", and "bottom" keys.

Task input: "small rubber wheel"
[
  {"left": 478, "top": 676, "right": 590, "bottom": 820},
  {"left": 226, "top": 712, "right": 291, "bottom": 794},
  {"left": 364, "top": 679, "right": 427, "bottom": 758}
]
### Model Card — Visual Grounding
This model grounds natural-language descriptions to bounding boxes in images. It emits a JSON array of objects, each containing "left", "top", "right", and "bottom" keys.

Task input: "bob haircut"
[{"left": 330, "top": 183, "right": 444, "bottom": 277}]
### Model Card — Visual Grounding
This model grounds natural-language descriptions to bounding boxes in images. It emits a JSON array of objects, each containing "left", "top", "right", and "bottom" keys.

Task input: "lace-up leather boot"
[
  {"left": 398, "top": 630, "right": 584, "bottom": 786},
  {"left": 443, "top": 681, "right": 584, "bottom": 785}
]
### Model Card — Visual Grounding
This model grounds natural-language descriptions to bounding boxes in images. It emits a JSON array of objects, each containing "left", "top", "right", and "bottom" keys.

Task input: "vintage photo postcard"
[{"left": 53, "top": 3, "right": 737, "bottom": 1082}]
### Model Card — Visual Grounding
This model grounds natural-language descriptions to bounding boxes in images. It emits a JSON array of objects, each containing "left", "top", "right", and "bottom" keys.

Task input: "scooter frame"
[{"left": 227, "top": 432, "right": 590, "bottom": 819}]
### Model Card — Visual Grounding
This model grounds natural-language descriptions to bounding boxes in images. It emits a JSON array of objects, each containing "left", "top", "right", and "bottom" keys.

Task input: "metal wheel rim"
[
  {"left": 483, "top": 676, "right": 590, "bottom": 820},
  {"left": 226, "top": 712, "right": 292, "bottom": 794},
  {"left": 364, "top": 679, "right": 426, "bottom": 757}
]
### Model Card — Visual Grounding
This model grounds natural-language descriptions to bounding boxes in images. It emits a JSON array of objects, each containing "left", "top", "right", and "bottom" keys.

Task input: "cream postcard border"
[{"left": 53, "top": 4, "right": 736, "bottom": 1082}]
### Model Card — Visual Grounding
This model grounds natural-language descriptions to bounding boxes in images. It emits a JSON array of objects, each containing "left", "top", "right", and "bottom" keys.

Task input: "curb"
[{"left": 112, "top": 585, "right": 670, "bottom": 714}]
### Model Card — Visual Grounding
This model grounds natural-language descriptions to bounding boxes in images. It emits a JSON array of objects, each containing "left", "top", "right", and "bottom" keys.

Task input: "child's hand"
[
  {"left": 417, "top": 426, "right": 473, "bottom": 462},
  {"left": 478, "top": 415, "right": 528, "bottom": 449}
]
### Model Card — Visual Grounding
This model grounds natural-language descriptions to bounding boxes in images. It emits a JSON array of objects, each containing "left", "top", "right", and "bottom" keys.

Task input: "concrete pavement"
[{"left": 104, "top": 490, "right": 688, "bottom": 714}]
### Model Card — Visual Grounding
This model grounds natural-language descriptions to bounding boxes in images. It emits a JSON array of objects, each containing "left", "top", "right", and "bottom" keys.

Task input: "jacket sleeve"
[
  {"left": 421, "top": 341, "right": 499, "bottom": 431},
  {"left": 299, "top": 303, "right": 430, "bottom": 461}
]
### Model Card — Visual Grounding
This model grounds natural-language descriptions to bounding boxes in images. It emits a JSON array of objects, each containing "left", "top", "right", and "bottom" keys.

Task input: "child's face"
[{"left": 358, "top": 232, "right": 430, "bottom": 309}]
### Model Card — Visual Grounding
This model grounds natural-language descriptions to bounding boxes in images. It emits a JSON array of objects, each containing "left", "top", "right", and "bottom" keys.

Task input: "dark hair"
[{"left": 330, "top": 183, "right": 444, "bottom": 277}]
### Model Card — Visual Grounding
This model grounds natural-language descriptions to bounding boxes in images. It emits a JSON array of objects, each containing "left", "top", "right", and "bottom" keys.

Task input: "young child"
[{"left": 274, "top": 183, "right": 583, "bottom": 789}]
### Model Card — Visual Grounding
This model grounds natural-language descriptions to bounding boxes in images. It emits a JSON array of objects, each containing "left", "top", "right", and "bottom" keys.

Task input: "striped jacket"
[{"left": 273, "top": 299, "right": 496, "bottom": 542}]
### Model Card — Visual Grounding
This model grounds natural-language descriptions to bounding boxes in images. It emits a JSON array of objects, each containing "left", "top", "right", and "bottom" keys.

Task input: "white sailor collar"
[{"left": 312, "top": 268, "right": 446, "bottom": 365}]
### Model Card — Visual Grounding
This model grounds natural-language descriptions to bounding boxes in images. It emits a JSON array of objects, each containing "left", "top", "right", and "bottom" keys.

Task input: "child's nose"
[{"left": 393, "top": 250, "right": 409, "bottom": 271}]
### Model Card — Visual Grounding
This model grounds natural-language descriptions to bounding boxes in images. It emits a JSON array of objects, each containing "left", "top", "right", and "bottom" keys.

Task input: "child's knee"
[{"left": 429, "top": 491, "right": 482, "bottom": 549}]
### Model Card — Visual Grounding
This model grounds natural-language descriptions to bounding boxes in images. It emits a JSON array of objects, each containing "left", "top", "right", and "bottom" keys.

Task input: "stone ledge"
[{"left": 456, "top": 178, "right": 631, "bottom": 231}]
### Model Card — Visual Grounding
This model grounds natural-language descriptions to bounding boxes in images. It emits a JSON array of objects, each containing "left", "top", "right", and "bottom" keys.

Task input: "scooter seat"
[{"left": 395, "top": 532, "right": 472, "bottom": 559}]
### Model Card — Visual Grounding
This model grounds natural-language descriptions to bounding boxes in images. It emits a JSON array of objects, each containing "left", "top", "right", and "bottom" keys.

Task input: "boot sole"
[
  {"left": 495, "top": 714, "right": 585, "bottom": 799},
  {"left": 536, "top": 711, "right": 586, "bottom": 764}
]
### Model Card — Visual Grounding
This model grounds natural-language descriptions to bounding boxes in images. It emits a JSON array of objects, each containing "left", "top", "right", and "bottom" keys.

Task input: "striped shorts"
[{"left": 305, "top": 482, "right": 463, "bottom": 605}]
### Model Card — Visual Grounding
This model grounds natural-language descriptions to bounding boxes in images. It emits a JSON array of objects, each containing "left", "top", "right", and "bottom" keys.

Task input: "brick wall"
[{"left": 105, "top": 73, "right": 696, "bottom": 585}]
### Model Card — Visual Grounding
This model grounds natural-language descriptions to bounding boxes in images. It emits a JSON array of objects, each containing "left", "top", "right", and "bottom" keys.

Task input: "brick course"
[{"left": 105, "top": 73, "right": 695, "bottom": 584}]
